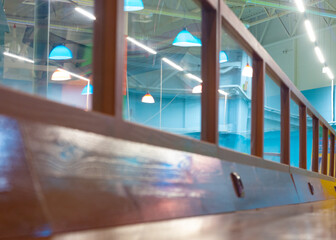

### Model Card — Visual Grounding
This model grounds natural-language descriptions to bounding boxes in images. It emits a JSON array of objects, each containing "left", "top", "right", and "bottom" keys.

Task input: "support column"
[
  {"left": 322, "top": 126, "right": 328, "bottom": 175},
  {"left": 33, "top": 0, "right": 49, "bottom": 96},
  {"left": 92, "top": 0, "right": 124, "bottom": 117},
  {"left": 330, "top": 134, "right": 335, "bottom": 177},
  {"left": 312, "top": 117, "right": 319, "bottom": 172},
  {"left": 281, "top": 84, "right": 290, "bottom": 165},
  {"left": 299, "top": 105, "right": 307, "bottom": 169},
  {"left": 251, "top": 58, "right": 265, "bottom": 158},
  {"left": 201, "top": 1, "right": 219, "bottom": 144}
]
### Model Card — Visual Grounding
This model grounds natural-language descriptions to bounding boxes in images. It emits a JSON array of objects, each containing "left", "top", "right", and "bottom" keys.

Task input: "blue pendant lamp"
[
  {"left": 173, "top": 28, "right": 202, "bottom": 47},
  {"left": 124, "top": 0, "right": 144, "bottom": 11},
  {"left": 49, "top": 45, "right": 73, "bottom": 60},
  {"left": 81, "top": 84, "right": 93, "bottom": 95},
  {"left": 219, "top": 51, "right": 228, "bottom": 63}
]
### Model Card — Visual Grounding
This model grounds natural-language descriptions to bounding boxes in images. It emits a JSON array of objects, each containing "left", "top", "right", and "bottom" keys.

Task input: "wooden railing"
[
  {"left": 92, "top": 0, "right": 335, "bottom": 177},
  {"left": 0, "top": 0, "right": 334, "bottom": 178}
]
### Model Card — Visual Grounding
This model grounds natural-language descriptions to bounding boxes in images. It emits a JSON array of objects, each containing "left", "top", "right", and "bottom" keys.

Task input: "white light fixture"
[
  {"left": 3, "top": 52, "right": 34, "bottom": 63},
  {"left": 51, "top": 69, "right": 71, "bottom": 81},
  {"left": 186, "top": 73, "right": 203, "bottom": 83},
  {"left": 192, "top": 84, "right": 202, "bottom": 94},
  {"left": 294, "top": 0, "right": 305, "bottom": 12},
  {"left": 75, "top": 7, "right": 96, "bottom": 20},
  {"left": 323, "top": 66, "right": 328, "bottom": 73},
  {"left": 127, "top": 37, "right": 157, "bottom": 55},
  {"left": 142, "top": 92, "right": 155, "bottom": 103},
  {"left": 57, "top": 68, "right": 90, "bottom": 81},
  {"left": 314, "top": 46, "right": 325, "bottom": 64},
  {"left": 162, "top": 58, "right": 183, "bottom": 71},
  {"left": 242, "top": 63, "right": 253, "bottom": 77},
  {"left": 325, "top": 67, "right": 334, "bottom": 80},
  {"left": 304, "top": 20, "right": 316, "bottom": 42}
]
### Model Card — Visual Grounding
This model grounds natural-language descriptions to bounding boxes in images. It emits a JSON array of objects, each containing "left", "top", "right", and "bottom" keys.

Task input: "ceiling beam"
[{"left": 228, "top": 0, "right": 336, "bottom": 22}]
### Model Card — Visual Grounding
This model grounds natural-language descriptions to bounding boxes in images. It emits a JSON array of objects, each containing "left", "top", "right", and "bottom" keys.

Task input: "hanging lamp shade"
[
  {"left": 219, "top": 51, "right": 228, "bottom": 63},
  {"left": 242, "top": 63, "right": 253, "bottom": 78},
  {"left": 81, "top": 84, "right": 93, "bottom": 95},
  {"left": 192, "top": 84, "right": 202, "bottom": 94},
  {"left": 173, "top": 28, "right": 202, "bottom": 47},
  {"left": 51, "top": 69, "right": 71, "bottom": 81},
  {"left": 141, "top": 92, "right": 155, "bottom": 103},
  {"left": 124, "top": 0, "right": 144, "bottom": 11},
  {"left": 49, "top": 45, "right": 73, "bottom": 60}
]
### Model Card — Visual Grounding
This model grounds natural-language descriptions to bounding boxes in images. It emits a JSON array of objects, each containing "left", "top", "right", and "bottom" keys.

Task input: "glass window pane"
[
  {"left": 319, "top": 125, "right": 323, "bottom": 173},
  {"left": 290, "top": 100, "right": 300, "bottom": 167},
  {"left": 1, "top": 1, "right": 94, "bottom": 110},
  {"left": 307, "top": 114, "right": 313, "bottom": 170},
  {"left": 124, "top": 0, "right": 202, "bottom": 139},
  {"left": 264, "top": 74, "right": 281, "bottom": 162},
  {"left": 218, "top": 27, "right": 252, "bottom": 154}
]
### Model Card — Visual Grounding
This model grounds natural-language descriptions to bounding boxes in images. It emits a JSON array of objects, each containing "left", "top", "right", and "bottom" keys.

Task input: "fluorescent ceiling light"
[
  {"left": 58, "top": 68, "right": 90, "bottom": 82},
  {"left": 3, "top": 52, "right": 34, "bottom": 63},
  {"left": 162, "top": 58, "right": 183, "bottom": 71},
  {"left": 314, "top": 47, "right": 325, "bottom": 64},
  {"left": 186, "top": 73, "right": 203, "bottom": 83},
  {"left": 325, "top": 67, "right": 334, "bottom": 80},
  {"left": 127, "top": 37, "right": 157, "bottom": 55},
  {"left": 294, "top": 0, "right": 305, "bottom": 12},
  {"left": 304, "top": 20, "right": 316, "bottom": 42},
  {"left": 75, "top": 7, "right": 96, "bottom": 20}
]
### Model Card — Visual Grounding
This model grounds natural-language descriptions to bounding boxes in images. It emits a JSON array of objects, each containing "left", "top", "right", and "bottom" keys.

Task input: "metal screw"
[
  {"left": 231, "top": 172, "right": 245, "bottom": 198},
  {"left": 308, "top": 182, "right": 314, "bottom": 195}
]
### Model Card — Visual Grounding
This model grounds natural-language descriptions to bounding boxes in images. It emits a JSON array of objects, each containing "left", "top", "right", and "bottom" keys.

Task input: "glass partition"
[
  {"left": 264, "top": 74, "right": 281, "bottom": 162},
  {"left": 1, "top": 0, "right": 95, "bottom": 110},
  {"left": 307, "top": 114, "right": 313, "bottom": 170},
  {"left": 290, "top": 100, "right": 300, "bottom": 167},
  {"left": 319, "top": 125, "right": 323, "bottom": 173},
  {"left": 123, "top": 0, "right": 202, "bottom": 139},
  {"left": 218, "top": 27, "right": 253, "bottom": 154}
]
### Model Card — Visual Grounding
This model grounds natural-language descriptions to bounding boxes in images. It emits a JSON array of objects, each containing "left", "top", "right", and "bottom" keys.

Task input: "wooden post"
[
  {"left": 251, "top": 58, "right": 265, "bottom": 158},
  {"left": 281, "top": 84, "right": 290, "bottom": 165},
  {"left": 322, "top": 126, "right": 328, "bottom": 175},
  {"left": 201, "top": 2, "right": 219, "bottom": 144},
  {"left": 299, "top": 105, "right": 307, "bottom": 169},
  {"left": 312, "top": 117, "right": 319, "bottom": 172},
  {"left": 330, "top": 134, "right": 335, "bottom": 177},
  {"left": 92, "top": 0, "right": 124, "bottom": 118}
]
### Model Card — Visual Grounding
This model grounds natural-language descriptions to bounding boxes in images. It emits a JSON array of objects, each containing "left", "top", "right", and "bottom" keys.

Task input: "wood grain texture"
[
  {"left": 330, "top": 134, "right": 335, "bottom": 177},
  {"left": 92, "top": 0, "right": 124, "bottom": 118},
  {"left": 201, "top": 1, "right": 219, "bottom": 144},
  {"left": 322, "top": 126, "right": 329, "bottom": 175},
  {"left": 299, "top": 105, "right": 307, "bottom": 169},
  {"left": 312, "top": 117, "right": 319, "bottom": 172},
  {"left": 251, "top": 58, "right": 265, "bottom": 158},
  {"left": 281, "top": 84, "right": 290, "bottom": 165}
]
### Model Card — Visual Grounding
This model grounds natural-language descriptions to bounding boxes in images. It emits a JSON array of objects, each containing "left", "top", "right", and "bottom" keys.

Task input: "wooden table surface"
[{"left": 13, "top": 199, "right": 335, "bottom": 240}]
